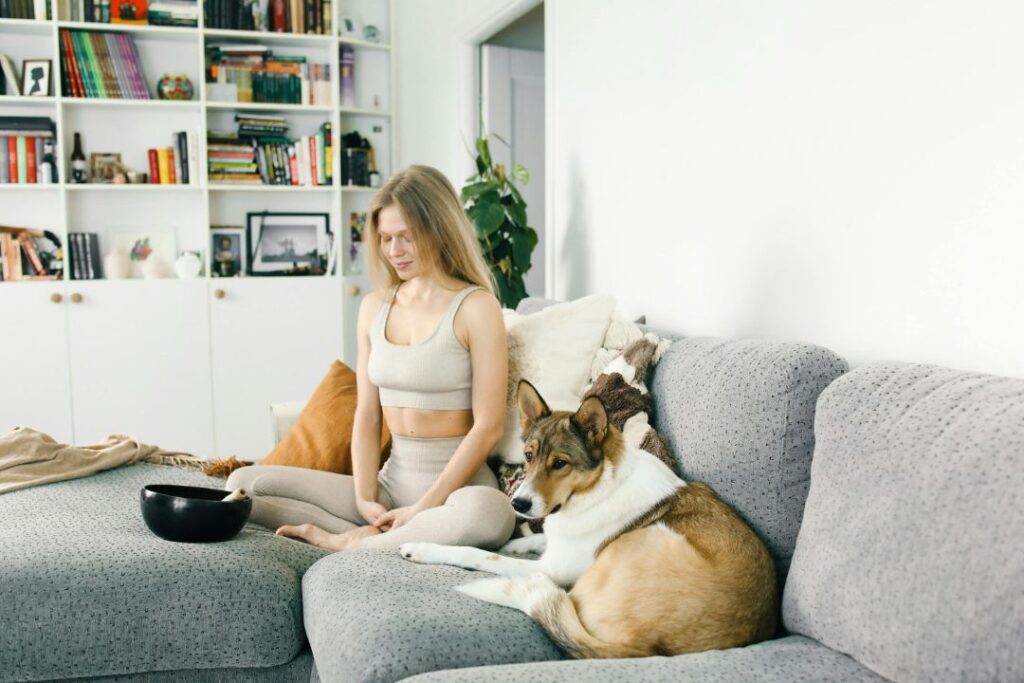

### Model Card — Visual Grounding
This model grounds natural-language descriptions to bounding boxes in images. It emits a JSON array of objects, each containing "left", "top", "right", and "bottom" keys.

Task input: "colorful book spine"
[
  {"left": 156, "top": 146, "right": 170, "bottom": 183},
  {"left": 147, "top": 148, "right": 159, "bottom": 182},
  {"left": 15, "top": 136, "right": 26, "bottom": 184}
]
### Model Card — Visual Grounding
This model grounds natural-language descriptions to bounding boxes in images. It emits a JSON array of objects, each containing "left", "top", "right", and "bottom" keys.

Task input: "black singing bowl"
[{"left": 140, "top": 484, "right": 252, "bottom": 543}]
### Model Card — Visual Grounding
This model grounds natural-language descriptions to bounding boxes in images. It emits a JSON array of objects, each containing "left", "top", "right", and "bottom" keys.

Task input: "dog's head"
[{"left": 510, "top": 380, "right": 621, "bottom": 519}]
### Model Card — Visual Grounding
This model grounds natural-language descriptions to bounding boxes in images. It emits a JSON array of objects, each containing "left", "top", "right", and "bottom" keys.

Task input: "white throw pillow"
[{"left": 493, "top": 294, "right": 616, "bottom": 463}]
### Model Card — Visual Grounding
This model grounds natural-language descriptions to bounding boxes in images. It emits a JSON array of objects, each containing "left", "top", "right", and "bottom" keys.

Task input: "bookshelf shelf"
[
  {"left": 207, "top": 184, "right": 335, "bottom": 192},
  {"left": 205, "top": 101, "right": 334, "bottom": 113},
  {"left": 339, "top": 106, "right": 390, "bottom": 117},
  {"left": 64, "top": 183, "right": 202, "bottom": 191},
  {"left": 0, "top": 184, "right": 61, "bottom": 190},
  {"left": 338, "top": 37, "right": 389, "bottom": 51},
  {"left": 56, "top": 21, "right": 200, "bottom": 40},
  {"left": 60, "top": 97, "right": 202, "bottom": 110},
  {"left": 0, "top": 17, "right": 53, "bottom": 35},
  {"left": 0, "top": 96, "right": 58, "bottom": 106},
  {"left": 202, "top": 28, "right": 335, "bottom": 47},
  {"left": 340, "top": 185, "right": 376, "bottom": 192}
]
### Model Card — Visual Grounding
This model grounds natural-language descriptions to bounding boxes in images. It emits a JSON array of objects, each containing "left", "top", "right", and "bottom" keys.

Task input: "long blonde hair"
[{"left": 366, "top": 165, "right": 496, "bottom": 296}]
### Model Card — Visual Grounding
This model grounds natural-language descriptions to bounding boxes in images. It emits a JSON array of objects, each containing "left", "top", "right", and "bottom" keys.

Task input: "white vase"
[
  {"left": 174, "top": 252, "right": 202, "bottom": 279},
  {"left": 142, "top": 255, "right": 171, "bottom": 279},
  {"left": 104, "top": 248, "right": 131, "bottom": 279}
]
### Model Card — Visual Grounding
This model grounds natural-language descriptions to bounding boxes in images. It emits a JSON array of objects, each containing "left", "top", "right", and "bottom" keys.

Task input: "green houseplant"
[{"left": 462, "top": 135, "right": 538, "bottom": 309}]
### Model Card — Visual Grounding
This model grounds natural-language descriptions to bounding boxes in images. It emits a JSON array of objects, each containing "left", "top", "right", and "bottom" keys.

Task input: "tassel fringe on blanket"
[{"left": 0, "top": 426, "right": 251, "bottom": 495}]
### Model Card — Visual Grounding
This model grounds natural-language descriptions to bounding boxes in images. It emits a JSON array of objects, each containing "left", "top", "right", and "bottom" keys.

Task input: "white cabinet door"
[
  {"left": 0, "top": 283, "right": 73, "bottom": 443},
  {"left": 210, "top": 277, "right": 343, "bottom": 460},
  {"left": 66, "top": 280, "right": 215, "bottom": 456}
]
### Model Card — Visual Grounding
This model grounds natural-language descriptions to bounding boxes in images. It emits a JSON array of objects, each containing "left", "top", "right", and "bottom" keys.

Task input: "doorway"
[{"left": 474, "top": 2, "right": 546, "bottom": 299}]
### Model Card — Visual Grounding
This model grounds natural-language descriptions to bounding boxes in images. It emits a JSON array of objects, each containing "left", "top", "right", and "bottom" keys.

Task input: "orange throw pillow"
[{"left": 262, "top": 361, "right": 391, "bottom": 474}]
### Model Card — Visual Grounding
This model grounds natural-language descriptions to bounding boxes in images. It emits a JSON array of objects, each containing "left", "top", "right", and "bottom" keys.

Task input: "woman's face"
[{"left": 377, "top": 205, "right": 422, "bottom": 280}]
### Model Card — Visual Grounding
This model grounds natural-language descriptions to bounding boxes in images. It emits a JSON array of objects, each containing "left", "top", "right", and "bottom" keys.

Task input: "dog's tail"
[{"left": 529, "top": 585, "right": 647, "bottom": 659}]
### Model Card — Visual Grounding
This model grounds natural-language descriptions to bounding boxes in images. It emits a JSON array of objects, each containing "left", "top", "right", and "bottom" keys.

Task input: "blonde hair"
[{"left": 366, "top": 165, "right": 496, "bottom": 297}]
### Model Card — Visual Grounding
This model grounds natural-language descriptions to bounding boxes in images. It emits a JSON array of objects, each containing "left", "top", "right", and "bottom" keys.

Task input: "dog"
[{"left": 399, "top": 380, "right": 779, "bottom": 659}]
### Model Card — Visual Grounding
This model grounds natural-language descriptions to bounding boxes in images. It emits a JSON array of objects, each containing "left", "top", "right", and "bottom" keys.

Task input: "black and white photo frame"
[
  {"left": 246, "top": 212, "right": 331, "bottom": 275},
  {"left": 21, "top": 59, "right": 51, "bottom": 97}
]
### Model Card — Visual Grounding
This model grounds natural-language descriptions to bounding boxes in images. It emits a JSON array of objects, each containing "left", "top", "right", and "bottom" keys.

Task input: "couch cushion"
[
  {"left": 0, "top": 463, "right": 327, "bottom": 682},
  {"left": 395, "top": 635, "right": 888, "bottom": 683},
  {"left": 303, "top": 549, "right": 563, "bottom": 683},
  {"left": 783, "top": 363, "right": 1024, "bottom": 683},
  {"left": 650, "top": 337, "right": 847, "bottom": 582}
]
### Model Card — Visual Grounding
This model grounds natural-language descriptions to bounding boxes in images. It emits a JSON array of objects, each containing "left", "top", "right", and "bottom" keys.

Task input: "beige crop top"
[{"left": 367, "top": 284, "right": 480, "bottom": 410}]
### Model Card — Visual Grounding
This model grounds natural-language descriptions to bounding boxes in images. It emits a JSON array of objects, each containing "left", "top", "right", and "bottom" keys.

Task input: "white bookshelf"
[{"left": 0, "top": 0, "right": 396, "bottom": 458}]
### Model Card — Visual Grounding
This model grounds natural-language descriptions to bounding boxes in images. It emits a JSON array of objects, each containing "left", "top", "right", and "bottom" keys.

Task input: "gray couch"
[{"left": 1, "top": 300, "right": 1021, "bottom": 683}]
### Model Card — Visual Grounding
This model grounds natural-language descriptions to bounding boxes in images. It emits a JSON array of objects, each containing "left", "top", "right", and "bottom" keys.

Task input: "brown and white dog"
[{"left": 399, "top": 380, "right": 779, "bottom": 658}]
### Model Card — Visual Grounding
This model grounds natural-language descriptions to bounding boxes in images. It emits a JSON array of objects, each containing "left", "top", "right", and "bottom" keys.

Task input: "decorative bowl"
[
  {"left": 156, "top": 73, "right": 195, "bottom": 100},
  {"left": 140, "top": 484, "right": 251, "bottom": 543}
]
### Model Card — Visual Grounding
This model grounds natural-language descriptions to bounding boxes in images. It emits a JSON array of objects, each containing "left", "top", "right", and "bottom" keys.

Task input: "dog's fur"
[{"left": 400, "top": 381, "right": 779, "bottom": 659}]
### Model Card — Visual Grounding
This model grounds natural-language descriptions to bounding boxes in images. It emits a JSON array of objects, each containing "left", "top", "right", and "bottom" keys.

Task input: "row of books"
[
  {"left": 145, "top": 130, "right": 198, "bottom": 184},
  {"left": 205, "top": 0, "right": 330, "bottom": 35},
  {"left": 0, "top": 230, "right": 59, "bottom": 281},
  {"left": 1, "top": 117, "right": 58, "bottom": 184},
  {"left": 0, "top": 0, "right": 48, "bottom": 19},
  {"left": 59, "top": 29, "right": 150, "bottom": 99},
  {"left": 206, "top": 45, "right": 330, "bottom": 106},
  {"left": 55, "top": 0, "right": 197, "bottom": 25},
  {"left": 207, "top": 115, "right": 331, "bottom": 186}
]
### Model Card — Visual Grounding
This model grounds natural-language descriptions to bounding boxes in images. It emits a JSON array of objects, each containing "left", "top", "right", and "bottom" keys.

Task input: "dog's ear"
[
  {"left": 517, "top": 380, "right": 551, "bottom": 431},
  {"left": 572, "top": 396, "right": 608, "bottom": 446}
]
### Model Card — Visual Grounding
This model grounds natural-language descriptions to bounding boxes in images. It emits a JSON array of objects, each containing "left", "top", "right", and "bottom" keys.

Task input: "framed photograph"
[
  {"left": 90, "top": 152, "right": 124, "bottom": 183},
  {"left": 109, "top": 226, "right": 177, "bottom": 279},
  {"left": 246, "top": 212, "right": 330, "bottom": 276},
  {"left": 210, "top": 226, "right": 246, "bottom": 278},
  {"left": 21, "top": 59, "right": 51, "bottom": 97},
  {"left": 339, "top": 15, "right": 362, "bottom": 39}
]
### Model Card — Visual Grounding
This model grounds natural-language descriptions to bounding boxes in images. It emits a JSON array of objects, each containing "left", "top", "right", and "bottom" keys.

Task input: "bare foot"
[{"left": 275, "top": 523, "right": 381, "bottom": 552}]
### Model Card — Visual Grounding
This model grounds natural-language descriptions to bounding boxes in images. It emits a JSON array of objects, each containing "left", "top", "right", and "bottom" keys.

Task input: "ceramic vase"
[{"left": 104, "top": 248, "right": 131, "bottom": 279}]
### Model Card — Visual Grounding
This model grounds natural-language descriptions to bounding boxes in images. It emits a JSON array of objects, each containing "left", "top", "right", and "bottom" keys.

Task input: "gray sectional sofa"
[{"left": 1, "top": 298, "right": 1021, "bottom": 683}]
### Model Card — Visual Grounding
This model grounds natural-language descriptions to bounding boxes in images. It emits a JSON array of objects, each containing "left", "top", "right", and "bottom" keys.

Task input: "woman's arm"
[
  {"left": 351, "top": 290, "right": 388, "bottom": 521},
  {"left": 415, "top": 289, "right": 508, "bottom": 510}
]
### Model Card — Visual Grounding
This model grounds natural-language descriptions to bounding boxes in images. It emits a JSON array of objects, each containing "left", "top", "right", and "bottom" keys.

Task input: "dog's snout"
[{"left": 511, "top": 497, "right": 531, "bottom": 514}]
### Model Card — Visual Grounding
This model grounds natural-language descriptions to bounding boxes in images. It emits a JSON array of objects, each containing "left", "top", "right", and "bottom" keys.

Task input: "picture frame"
[
  {"left": 90, "top": 152, "right": 124, "bottom": 183},
  {"left": 109, "top": 225, "right": 177, "bottom": 279},
  {"left": 339, "top": 15, "right": 362, "bottom": 39},
  {"left": 210, "top": 226, "right": 246, "bottom": 277},
  {"left": 246, "top": 212, "right": 330, "bottom": 276},
  {"left": 20, "top": 59, "right": 51, "bottom": 97}
]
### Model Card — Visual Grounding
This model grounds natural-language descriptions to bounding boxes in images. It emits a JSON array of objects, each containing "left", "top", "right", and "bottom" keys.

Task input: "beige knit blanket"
[{"left": 0, "top": 426, "right": 206, "bottom": 495}]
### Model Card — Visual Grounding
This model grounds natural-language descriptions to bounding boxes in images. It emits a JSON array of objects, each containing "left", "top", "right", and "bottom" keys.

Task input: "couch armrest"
[{"left": 269, "top": 401, "right": 306, "bottom": 445}]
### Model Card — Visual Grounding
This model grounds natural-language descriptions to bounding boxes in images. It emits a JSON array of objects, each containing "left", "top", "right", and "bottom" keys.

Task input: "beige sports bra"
[{"left": 367, "top": 284, "right": 480, "bottom": 410}]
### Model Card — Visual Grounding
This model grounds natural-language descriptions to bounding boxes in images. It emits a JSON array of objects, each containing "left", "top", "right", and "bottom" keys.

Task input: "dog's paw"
[
  {"left": 455, "top": 577, "right": 518, "bottom": 609},
  {"left": 398, "top": 542, "right": 449, "bottom": 565},
  {"left": 498, "top": 534, "right": 546, "bottom": 557}
]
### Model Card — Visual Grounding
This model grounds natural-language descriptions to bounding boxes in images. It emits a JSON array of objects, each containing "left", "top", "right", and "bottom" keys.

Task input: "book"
[
  {"left": 0, "top": 54, "right": 20, "bottom": 97},
  {"left": 156, "top": 146, "right": 170, "bottom": 183},
  {"left": 147, "top": 147, "right": 159, "bottom": 182},
  {"left": 340, "top": 46, "right": 354, "bottom": 108}
]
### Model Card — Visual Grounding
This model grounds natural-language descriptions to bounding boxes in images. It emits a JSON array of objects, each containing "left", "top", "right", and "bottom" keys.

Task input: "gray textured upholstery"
[
  {"left": 79, "top": 649, "right": 315, "bottom": 682},
  {"left": 649, "top": 336, "right": 847, "bottom": 582},
  {"left": 302, "top": 549, "right": 563, "bottom": 683},
  {"left": 396, "top": 635, "right": 889, "bottom": 683},
  {"left": 783, "top": 363, "right": 1024, "bottom": 683},
  {"left": 0, "top": 463, "right": 326, "bottom": 682}
]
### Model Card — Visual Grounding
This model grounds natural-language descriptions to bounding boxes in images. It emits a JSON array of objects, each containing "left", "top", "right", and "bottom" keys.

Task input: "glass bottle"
[{"left": 71, "top": 132, "right": 87, "bottom": 184}]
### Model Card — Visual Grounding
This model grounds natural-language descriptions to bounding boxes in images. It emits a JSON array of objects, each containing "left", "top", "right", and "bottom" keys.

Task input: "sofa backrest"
[
  {"left": 782, "top": 362, "right": 1024, "bottom": 682},
  {"left": 648, "top": 336, "right": 847, "bottom": 583}
]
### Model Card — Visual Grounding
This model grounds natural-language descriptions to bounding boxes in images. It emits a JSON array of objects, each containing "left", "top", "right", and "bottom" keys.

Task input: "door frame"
[{"left": 457, "top": 0, "right": 554, "bottom": 299}]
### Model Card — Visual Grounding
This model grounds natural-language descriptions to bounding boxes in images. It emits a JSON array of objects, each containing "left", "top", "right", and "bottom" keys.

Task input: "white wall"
[
  {"left": 548, "top": 0, "right": 1024, "bottom": 378},
  {"left": 396, "top": 0, "right": 1024, "bottom": 377}
]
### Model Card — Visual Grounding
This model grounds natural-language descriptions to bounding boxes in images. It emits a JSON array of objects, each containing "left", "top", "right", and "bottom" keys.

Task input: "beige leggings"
[{"left": 225, "top": 434, "right": 515, "bottom": 550}]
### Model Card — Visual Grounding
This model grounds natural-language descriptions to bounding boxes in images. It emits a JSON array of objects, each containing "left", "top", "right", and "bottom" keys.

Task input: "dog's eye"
[
  {"left": 551, "top": 459, "right": 568, "bottom": 471},
  {"left": 524, "top": 450, "right": 533, "bottom": 463}
]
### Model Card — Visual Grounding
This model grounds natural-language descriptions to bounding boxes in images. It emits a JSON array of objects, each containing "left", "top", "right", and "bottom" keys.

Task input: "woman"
[{"left": 226, "top": 165, "right": 515, "bottom": 551}]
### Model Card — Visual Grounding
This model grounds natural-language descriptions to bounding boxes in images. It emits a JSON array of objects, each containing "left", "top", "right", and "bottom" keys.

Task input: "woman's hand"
[
  {"left": 373, "top": 503, "right": 423, "bottom": 532},
  {"left": 356, "top": 497, "right": 388, "bottom": 525}
]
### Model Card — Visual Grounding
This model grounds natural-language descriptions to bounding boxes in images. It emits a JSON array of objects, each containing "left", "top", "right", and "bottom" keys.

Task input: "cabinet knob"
[
  {"left": 214, "top": 288, "right": 226, "bottom": 299},
  {"left": 50, "top": 292, "right": 63, "bottom": 304},
  {"left": 350, "top": 286, "right": 361, "bottom": 297},
  {"left": 70, "top": 292, "right": 83, "bottom": 304}
]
